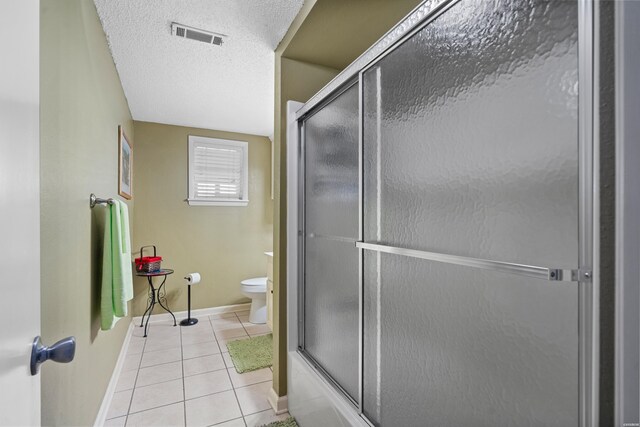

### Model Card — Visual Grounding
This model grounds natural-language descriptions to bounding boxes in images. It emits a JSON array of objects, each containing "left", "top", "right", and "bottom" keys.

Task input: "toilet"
[{"left": 240, "top": 277, "right": 267, "bottom": 324}]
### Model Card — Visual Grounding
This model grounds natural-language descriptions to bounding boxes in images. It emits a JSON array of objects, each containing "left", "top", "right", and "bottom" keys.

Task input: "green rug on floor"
[
  {"left": 226, "top": 333, "right": 273, "bottom": 373},
  {"left": 260, "top": 416, "right": 298, "bottom": 427}
]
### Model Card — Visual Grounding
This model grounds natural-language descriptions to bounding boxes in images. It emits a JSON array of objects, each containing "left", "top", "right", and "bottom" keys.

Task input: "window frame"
[{"left": 187, "top": 135, "right": 249, "bottom": 207}]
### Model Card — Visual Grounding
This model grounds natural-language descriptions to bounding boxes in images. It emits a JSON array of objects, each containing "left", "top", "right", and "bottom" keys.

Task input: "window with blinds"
[{"left": 188, "top": 136, "right": 249, "bottom": 206}]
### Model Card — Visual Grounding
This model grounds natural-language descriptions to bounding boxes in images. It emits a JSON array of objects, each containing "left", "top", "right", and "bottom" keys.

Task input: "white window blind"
[{"left": 188, "top": 136, "right": 248, "bottom": 206}]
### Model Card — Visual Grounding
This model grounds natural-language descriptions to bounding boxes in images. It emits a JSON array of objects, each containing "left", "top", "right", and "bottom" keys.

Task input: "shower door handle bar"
[{"left": 355, "top": 242, "right": 587, "bottom": 282}]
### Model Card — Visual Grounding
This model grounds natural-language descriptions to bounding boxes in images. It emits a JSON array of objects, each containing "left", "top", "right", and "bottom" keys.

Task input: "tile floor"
[{"left": 105, "top": 310, "right": 289, "bottom": 427}]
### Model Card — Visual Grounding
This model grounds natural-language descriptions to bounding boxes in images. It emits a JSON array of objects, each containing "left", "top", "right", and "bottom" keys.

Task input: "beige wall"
[
  {"left": 283, "top": 0, "right": 424, "bottom": 69},
  {"left": 40, "top": 0, "right": 134, "bottom": 425},
  {"left": 132, "top": 121, "right": 273, "bottom": 316}
]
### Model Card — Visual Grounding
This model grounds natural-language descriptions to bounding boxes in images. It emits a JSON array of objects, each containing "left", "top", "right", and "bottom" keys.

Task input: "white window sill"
[{"left": 187, "top": 199, "right": 249, "bottom": 207}]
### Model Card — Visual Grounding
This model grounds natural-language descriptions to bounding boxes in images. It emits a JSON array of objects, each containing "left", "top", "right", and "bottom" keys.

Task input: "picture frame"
[{"left": 118, "top": 126, "right": 133, "bottom": 199}]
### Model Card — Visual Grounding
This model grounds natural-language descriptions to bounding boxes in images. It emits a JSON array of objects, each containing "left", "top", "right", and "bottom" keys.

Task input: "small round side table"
[{"left": 136, "top": 269, "right": 177, "bottom": 337}]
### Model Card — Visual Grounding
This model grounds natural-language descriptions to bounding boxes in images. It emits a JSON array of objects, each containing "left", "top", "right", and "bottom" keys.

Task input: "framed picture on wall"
[{"left": 118, "top": 126, "right": 132, "bottom": 199}]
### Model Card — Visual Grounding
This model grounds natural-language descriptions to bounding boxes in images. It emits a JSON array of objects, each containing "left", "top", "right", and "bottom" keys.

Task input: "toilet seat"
[{"left": 241, "top": 277, "right": 267, "bottom": 287}]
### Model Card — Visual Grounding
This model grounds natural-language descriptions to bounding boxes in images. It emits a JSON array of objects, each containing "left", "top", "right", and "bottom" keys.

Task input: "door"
[
  {"left": 0, "top": 0, "right": 41, "bottom": 424},
  {"left": 300, "top": 83, "right": 360, "bottom": 402},
  {"left": 360, "top": 0, "right": 583, "bottom": 425}
]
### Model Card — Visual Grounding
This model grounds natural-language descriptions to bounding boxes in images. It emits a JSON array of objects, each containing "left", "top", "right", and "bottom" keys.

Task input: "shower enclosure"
[{"left": 287, "top": 0, "right": 601, "bottom": 425}]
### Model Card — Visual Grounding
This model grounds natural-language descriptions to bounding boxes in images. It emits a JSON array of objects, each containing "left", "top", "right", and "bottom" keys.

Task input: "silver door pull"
[
  {"left": 355, "top": 241, "right": 588, "bottom": 282},
  {"left": 30, "top": 335, "right": 76, "bottom": 375}
]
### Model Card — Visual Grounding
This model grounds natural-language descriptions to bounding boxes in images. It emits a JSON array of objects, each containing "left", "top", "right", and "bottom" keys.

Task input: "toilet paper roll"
[{"left": 184, "top": 272, "right": 201, "bottom": 285}]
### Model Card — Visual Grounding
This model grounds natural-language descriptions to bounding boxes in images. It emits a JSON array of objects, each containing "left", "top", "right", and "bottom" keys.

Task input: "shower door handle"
[
  {"left": 355, "top": 241, "right": 590, "bottom": 282},
  {"left": 30, "top": 335, "right": 76, "bottom": 375}
]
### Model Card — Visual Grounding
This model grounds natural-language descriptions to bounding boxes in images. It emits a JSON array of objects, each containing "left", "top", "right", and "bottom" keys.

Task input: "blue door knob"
[{"left": 30, "top": 335, "right": 76, "bottom": 375}]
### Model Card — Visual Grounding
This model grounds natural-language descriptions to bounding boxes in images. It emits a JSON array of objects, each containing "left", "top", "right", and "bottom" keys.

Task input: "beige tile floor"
[{"left": 104, "top": 311, "right": 288, "bottom": 427}]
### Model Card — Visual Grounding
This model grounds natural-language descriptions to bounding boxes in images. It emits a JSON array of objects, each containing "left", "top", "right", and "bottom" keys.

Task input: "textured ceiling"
[{"left": 94, "top": 0, "right": 303, "bottom": 136}]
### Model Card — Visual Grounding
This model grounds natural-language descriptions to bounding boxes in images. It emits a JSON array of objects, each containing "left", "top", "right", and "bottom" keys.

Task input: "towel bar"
[{"left": 89, "top": 193, "right": 114, "bottom": 208}]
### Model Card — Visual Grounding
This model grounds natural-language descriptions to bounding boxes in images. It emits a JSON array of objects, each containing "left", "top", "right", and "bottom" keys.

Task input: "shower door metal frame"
[
  {"left": 294, "top": 0, "right": 599, "bottom": 425},
  {"left": 578, "top": 1, "right": 598, "bottom": 425}
]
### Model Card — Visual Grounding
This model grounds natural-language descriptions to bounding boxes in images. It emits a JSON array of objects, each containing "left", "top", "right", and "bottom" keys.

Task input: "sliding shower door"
[
  {"left": 300, "top": 83, "right": 360, "bottom": 402},
  {"left": 361, "top": 0, "right": 581, "bottom": 425},
  {"left": 295, "top": 0, "right": 590, "bottom": 425}
]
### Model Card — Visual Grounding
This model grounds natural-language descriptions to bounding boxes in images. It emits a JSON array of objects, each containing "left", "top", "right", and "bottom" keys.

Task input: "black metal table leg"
[
  {"left": 140, "top": 284, "right": 154, "bottom": 327},
  {"left": 143, "top": 279, "right": 156, "bottom": 337},
  {"left": 156, "top": 276, "right": 177, "bottom": 326},
  {"left": 136, "top": 268, "right": 176, "bottom": 337}
]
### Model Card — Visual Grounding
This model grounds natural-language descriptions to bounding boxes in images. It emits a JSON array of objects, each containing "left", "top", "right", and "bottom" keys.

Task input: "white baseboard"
[
  {"left": 94, "top": 322, "right": 134, "bottom": 427},
  {"left": 268, "top": 387, "right": 289, "bottom": 415},
  {"left": 132, "top": 302, "right": 251, "bottom": 326}
]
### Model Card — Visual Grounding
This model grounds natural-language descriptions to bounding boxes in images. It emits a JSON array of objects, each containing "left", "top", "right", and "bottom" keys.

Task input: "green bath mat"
[
  {"left": 260, "top": 417, "right": 298, "bottom": 427},
  {"left": 227, "top": 333, "right": 273, "bottom": 373}
]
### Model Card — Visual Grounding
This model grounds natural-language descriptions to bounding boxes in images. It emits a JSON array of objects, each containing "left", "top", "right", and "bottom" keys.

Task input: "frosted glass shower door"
[
  {"left": 361, "top": 0, "right": 581, "bottom": 425},
  {"left": 301, "top": 83, "right": 360, "bottom": 402}
]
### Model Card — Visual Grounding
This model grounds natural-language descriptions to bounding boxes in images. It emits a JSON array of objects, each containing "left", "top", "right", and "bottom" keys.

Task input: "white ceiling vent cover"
[{"left": 171, "top": 22, "right": 226, "bottom": 46}]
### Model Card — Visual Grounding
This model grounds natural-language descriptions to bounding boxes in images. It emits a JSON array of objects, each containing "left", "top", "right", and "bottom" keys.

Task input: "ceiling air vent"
[{"left": 171, "top": 22, "right": 226, "bottom": 46}]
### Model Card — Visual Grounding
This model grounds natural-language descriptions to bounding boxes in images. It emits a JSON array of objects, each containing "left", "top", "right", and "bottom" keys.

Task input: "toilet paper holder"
[{"left": 180, "top": 273, "right": 200, "bottom": 326}]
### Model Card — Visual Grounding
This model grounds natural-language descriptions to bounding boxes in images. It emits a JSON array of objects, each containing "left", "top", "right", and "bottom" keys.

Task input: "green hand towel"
[
  {"left": 101, "top": 199, "right": 134, "bottom": 330},
  {"left": 112, "top": 200, "right": 133, "bottom": 316}
]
